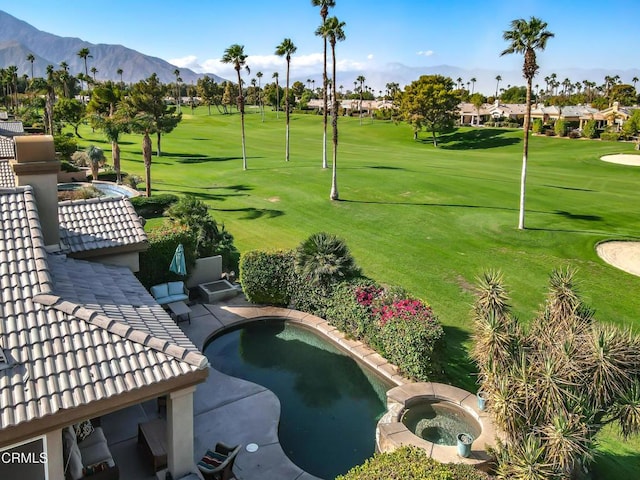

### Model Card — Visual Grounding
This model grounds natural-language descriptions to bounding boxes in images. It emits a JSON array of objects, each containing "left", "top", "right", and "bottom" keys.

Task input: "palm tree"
[
  {"left": 456, "top": 77, "right": 463, "bottom": 89},
  {"left": 633, "top": 76, "right": 639, "bottom": 91},
  {"left": 87, "top": 145, "right": 106, "bottom": 182},
  {"left": 295, "top": 232, "right": 360, "bottom": 289},
  {"left": 90, "top": 67, "right": 98, "bottom": 81},
  {"left": 77, "top": 47, "right": 92, "bottom": 93},
  {"left": 356, "top": 75, "right": 365, "bottom": 125},
  {"left": 26, "top": 53, "right": 35, "bottom": 80},
  {"left": 470, "top": 77, "right": 477, "bottom": 95},
  {"left": 117, "top": 68, "right": 123, "bottom": 85},
  {"left": 317, "top": 16, "right": 346, "bottom": 200},
  {"left": 221, "top": 44, "right": 250, "bottom": 170},
  {"left": 313, "top": 0, "right": 336, "bottom": 169},
  {"left": 174, "top": 68, "right": 181, "bottom": 112},
  {"left": 272, "top": 72, "right": 280, "bottom": 119},
  {"left": 256, "top": 71, "right": 264, "bottom": 122},
  {"left": 275, "top": 38, "right": 297, "bottom": 162},
  {"left": 501, "top": 17, "right": 554, "bottom": 230},
  {"left": 495, "top": 75, "right": 502, "bottom": 98}
]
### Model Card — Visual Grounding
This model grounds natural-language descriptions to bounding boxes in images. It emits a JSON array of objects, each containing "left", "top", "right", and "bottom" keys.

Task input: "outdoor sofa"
[{"left": 150, "top": 281, "right": 189, "bottom": 306}]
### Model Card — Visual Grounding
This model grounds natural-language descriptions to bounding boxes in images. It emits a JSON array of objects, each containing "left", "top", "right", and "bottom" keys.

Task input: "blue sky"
[{"left": 3, "top": 1, "right": 639, "bottom": 90}]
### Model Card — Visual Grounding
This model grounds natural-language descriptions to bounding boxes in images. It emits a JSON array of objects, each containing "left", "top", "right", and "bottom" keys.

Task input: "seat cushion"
[
  {"left": 78, "top": 427, "right": 107, "bottom": 449},
  {"left": 151, "top": 283, "right": 169, "bottom": 299},
  {"left": 67, "top": 442, "right": 84, "bottom": 480},
  {"left": 168, "top": 281, "right": 185, "bottom": 296},
  {"left": 80, "top": 439, "right": 113, "bottom": 467}
]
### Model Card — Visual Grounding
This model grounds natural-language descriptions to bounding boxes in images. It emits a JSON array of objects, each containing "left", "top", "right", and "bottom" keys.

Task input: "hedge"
[
  {"left": 239, "top": 250, "right": 295, "bottom": 306},
  {"left": 130, "top": 194, "right": 180, "bottom": 218},
  {"left": 136, "top": 224, "right": 197, "bottom": 289},
  {"left": 336, "top": 446, "right": 490, "bottom": 480},
  {"left": 600, "top": 132, "right": 621, "bottom": 142}
]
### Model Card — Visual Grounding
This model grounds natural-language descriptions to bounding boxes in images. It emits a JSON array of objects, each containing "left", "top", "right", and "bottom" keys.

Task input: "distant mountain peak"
[{"left": 0, "top": 9, "right": 225, "bottom": 84}]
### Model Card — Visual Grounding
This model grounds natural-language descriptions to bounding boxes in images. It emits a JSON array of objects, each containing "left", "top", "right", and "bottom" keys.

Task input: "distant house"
[
  {"left": 0, "top": 136, "right": 208, "bottom": 480},
  {"left": 597, "top": 102, "right": 637, "bottom": 130},
  {"left": 530, "top": 104, "right": 599, "bottom": 125},
  {"left": 458, "top": 100, "right": 526, "bottom": 125}
]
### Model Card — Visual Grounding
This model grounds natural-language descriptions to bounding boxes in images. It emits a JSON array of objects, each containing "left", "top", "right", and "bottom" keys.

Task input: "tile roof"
[
  {"left": 0, "top": 186, "right": 207, "bottom": 431},
  {"left": 0, "top": 121, "right": 24, "bottom": 137},
  {"left": 0, "top": 160, "right": 15, "bottom": 187},
  {"left": 0, "top": 137, "right": 14, "bottom": 160},
  {"left": 58, "top": 197, "right": 148, "bottom": 254}
]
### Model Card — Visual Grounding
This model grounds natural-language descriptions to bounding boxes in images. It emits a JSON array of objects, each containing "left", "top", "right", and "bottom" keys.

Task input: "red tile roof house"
[{"left": 0, "top": 136, "right": 209, "bottom": 480}]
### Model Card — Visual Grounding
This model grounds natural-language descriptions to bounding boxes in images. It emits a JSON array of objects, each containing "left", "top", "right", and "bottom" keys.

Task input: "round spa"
[
  {"left": 401, "top": 398, "right": 481, "bottom": 446},
  {"left": 376, "top": 382, "right": 497, "bottom": 469}
]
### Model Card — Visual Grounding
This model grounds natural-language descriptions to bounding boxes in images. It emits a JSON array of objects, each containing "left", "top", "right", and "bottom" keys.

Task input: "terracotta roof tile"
[
  {"left": 0, "top": 187, "right": 208, "bottom": 432},
  {"left": 58, "top": 196, "right": 147, "bottom": 254}
]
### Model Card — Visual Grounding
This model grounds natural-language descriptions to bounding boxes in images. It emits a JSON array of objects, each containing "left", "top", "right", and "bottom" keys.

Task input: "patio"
[{"left": 103, "top": 295, "right": 321, "bottom": 480}]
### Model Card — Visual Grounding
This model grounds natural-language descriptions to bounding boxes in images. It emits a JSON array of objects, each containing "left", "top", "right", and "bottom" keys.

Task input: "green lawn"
[{"left": 74, "top": 106, "right": 640, "bottom": 476}]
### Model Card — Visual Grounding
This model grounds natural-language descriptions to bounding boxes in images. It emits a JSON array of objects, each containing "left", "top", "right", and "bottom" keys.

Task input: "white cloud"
[
  {"left": 168, "top": 52, "right": 367, "bottom": 80},
  {"left": 367, "top": 54, "right": 374, "bottom": 60},
  {"left": 168, "top": 55, "right": 203, "bottom": 71},
  {"left": 416, "top": 50, "right": 434, "bottom": 57}
]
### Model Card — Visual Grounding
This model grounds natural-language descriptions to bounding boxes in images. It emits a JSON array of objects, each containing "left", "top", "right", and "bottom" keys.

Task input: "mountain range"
[
  {"left": 1, "top": 9, "right": 638, "bottom": 96},
  {"left": 0, "top": 10, "right": 224, "bottom": 85}
]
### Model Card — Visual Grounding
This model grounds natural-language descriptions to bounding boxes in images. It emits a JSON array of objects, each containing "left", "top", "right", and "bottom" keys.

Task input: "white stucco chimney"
[{"left": 11, "top": 136, "right": 60, "bottom": 247}]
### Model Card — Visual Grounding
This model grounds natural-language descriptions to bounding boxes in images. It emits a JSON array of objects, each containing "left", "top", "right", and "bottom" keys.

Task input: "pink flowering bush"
[
  {"left": 375, "top": 298, "right": 435, "bottom": 327},
  {"left": 352, "top": 285, "right": 444, "bottom": 381}
]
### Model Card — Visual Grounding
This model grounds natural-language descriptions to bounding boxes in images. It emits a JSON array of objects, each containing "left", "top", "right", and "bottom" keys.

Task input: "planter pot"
[
  {"left": 457, "top": 433, "right": 473, "bottom": 458},
  {"left": 477, "top": 391, "right": 489, "bottom": 411}
]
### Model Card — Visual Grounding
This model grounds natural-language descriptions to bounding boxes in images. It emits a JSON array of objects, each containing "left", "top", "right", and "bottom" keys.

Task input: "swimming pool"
[
  {"left": 204, "top": 320, "right": 392, "bottom": 479},
  {"left": 57, "top": 181, "right": 139, "bottom": 198}
]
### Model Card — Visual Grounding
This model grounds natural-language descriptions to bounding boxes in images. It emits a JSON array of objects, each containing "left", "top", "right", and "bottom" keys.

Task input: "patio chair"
[{"left": 197, "top": 443, "right": 241, "bottom": 480}]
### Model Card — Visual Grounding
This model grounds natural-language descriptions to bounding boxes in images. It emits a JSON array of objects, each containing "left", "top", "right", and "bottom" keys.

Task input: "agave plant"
[{"left": 294, "top": 232, "right": 360, "bottom": 289}]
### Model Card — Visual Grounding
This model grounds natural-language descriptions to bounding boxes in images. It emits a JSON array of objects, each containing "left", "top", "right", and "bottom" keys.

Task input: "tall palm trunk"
[
  {"left": 143, "top": 132, "right": 152, "bottom": 197},
  {"left": 156, "top": 131, "right": 162, "bottom": 157},
  {"left": 237, "top": 69, "right": 247, "bottom": 170},
  {"left": 322, "top": 36, "right": 328, "bottom": 169},
  {"left": 112, "top": 141, "right": 121, "bottom": 184},
  {"left": 519, "top": 77, "right": 533, "bottom": 230},
  {"left": 330, "top": 41, "right": 339, "bottom": 201},
  {"left": 285, "top": 58, "right": 291, "bottom": 162}
]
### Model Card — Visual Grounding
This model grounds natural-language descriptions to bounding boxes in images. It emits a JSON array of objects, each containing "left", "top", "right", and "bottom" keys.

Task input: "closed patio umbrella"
[{"left": 169, "top": 243, "right": 187, "bottom": 276}]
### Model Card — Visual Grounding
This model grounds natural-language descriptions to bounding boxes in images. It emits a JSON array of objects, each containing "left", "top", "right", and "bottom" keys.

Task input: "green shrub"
[
  {"left": 60, "top": 160, "right": 80, "bottom": 173},
  {"left": 554, "top": 119, "right": 567, "bottom": 137},
  {"left": 288, "top": 276, "right": 332, "bottom": 318},
  {"left": 166, "top": 195, "right": 239, "bottom": 270},
  {"left": 336, "top": 446, "right": 490, "bottom": 480},
  {"left": 568, "top": 129, "right": 581, "bottom": 139},
  {"left": 54, "top": 133, "right": 78, "bottom": 161},
  {"left": 582, "top": 120, "right": 597, "bottom": 139},
  {"left": 136, "top": 224, "right": 197, "bottom": 289},
  {"left": 130, "top": 194, "right": 180, "bottom": 218},
  {"left": 600, "top": 132, "right": 621, "bottom": 142},
  {"left": 240, "top": 250, "right": 295, "bottom": 306},
  {"left": 324, "top": 280, "right": 379, "bottom": 341},
  {"left": 378, "top": 298, "right": 444, "bottom": 381},
  {"left": 532, "top": 119, "right": 543, "bottom": 134}
]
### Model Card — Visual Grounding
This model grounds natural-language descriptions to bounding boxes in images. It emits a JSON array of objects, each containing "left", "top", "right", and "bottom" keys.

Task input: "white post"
[{"left": 167, "top": 386, "right": 197, "bottom": 478}]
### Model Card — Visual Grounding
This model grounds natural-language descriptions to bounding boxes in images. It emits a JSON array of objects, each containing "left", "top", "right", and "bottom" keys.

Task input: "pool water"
[
  {"left": 401, "top": 400, "right": 481, "bottom": 446},
  {"left": 57, "top": 182, "right": 137, "bottom": 198},
  {"left": 205, "top": 320, "right": 391, "bottom": 479}
]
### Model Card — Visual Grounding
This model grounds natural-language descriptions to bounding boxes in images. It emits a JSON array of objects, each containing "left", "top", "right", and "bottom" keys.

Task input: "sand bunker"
[
  {"left": 597, "top": 241, "right": 640, "bottom": 277},
  {"left": 600, "top": 154, "right": 640, "bottom": 166}
]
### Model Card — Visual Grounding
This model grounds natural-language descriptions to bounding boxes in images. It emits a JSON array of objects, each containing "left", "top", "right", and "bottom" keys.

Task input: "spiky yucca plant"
[{"left": 472, "top": 268, "right": 640, "bottom": 479}]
